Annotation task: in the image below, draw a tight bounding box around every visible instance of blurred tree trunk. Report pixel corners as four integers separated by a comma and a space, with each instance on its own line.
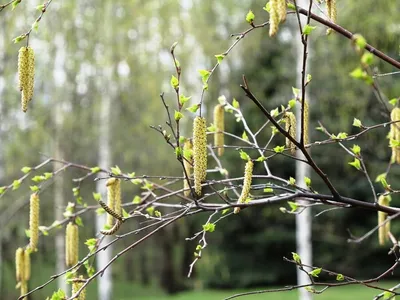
95, 3, 114, 300
295, 1, 313, 299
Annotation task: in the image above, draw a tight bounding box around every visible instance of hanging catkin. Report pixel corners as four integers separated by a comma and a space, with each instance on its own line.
213, 104, 225, 156
15, 247, 25, 282
18, 47, 35, 112
277, 0, 287, 23
183, 140, 193, 196
234, 160, 254, 214
378, 195, 391, 245
390, 107, 400, 164
65, 222, 79, 267
72, 276, 86, 300
23, 249, 31, 281
326, 0, 337, 35
106, 178, 121, 226
284, 112, 296, 154
303, 100, 310, 146
29, 193, 39, 251
269, 0, 279, 37
193, 117, 207, 196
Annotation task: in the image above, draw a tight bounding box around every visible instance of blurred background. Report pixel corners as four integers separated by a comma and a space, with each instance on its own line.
1, 0, 400, 299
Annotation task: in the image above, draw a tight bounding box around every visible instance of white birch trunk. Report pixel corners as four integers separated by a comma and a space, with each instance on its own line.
295, 1, 313, 299
95, 2, 114, 299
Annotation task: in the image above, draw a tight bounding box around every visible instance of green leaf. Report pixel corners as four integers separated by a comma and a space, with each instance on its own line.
256, 156, 266, 162
198, 69, 210, 83
375, 173, 387, 183
349, 67, 365, 79
270, 108, 279, 117
179, 94, 191, 105
13, 35, 25, 43
12, 179, 21, 190
72, 187, 80, 196
21, 166, 32, 174
242, 131, 249, 141
215, 54, 225, 64
111, 165, 122, 175
306, 74, 312, 84
263, 2, 271, 12
36, 4, 45, 10
174, 110, 184, 121
25, 229, 31, 238
96, 207, 105, 215
352, 118, 362, 128
263, 188, 273, 193
122, 208, 130, 218
288, 201, 298, 212
93, 192, 101, 201
288, 177, 296, 185
361, 52, 374, 65
336, 274, 344, 281
0, 186, 6, 194
39, 226, 48, 236
196, 244, 202, 251
202, 222, 216, 232
207, 124, 217, 132
131, 178, 142, 185
353, 34, 367, 50
154, 210, 162, 218
239, 150, 251, 161
12, 0, 20, 10
218, 95, 227, 105
175, 146, 183, 158
351, 144, 361, 155
273, 145, 285, 153
146, 206, 155, 216
335, 132, 348, 139
85, 238, 97, 253
287, 3, 296, 10
380, 177, 390, 191
222, 208, 230, 215
389, 98, 399, 106
245, 10, 255, 24
32, 21, 39, 32
186, 103, 200, 113
383, 291, 396, 300
348, 158, 361, 170
44, 172, 53, 179
90, 166, 101, 173
292, 252, 301, 264
308, 268, 322, 278
288, 99, 296, 109
303, 24, 316, 35
232, 98, 240, 109
30, 185, 39, 192
75, 216, 84, 227
170, 75, 179, 89
304, 177, 312, 187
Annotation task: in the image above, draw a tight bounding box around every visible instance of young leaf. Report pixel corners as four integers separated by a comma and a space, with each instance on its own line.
174, 110, 184, 121
179, 94, 191, 105
304, 177, 312, 187
352, 118, 362, 128
336, 274, 344, 281
288, 177, 296, 185
232, 98, 240, 109
215, 54, 225, 64
303, 24, 316, 35
239, 150, 251, 161
186, 103, 200, 113
292, 252, 301, 264
351, 144, 361, 155
348, 158, 361, 170
111, 165, 122, 175
170, 75, 179, 89
245, 10, 255, 24
198, 69, 210, 83
21, 166, 32, 174
288, 201, 298, 212
273, 145, 285, 153
308, 268, 322, 278
90, 166, 101, 173
242, 131, 249, 141
202, 222, 216, 232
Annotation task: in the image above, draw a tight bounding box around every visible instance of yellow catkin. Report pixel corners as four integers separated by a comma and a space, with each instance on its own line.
29, 193, 39, 251
193, 117, 207, 196
277, 0, 287, 23
269, 0, 279, 37
106, 178, 120, 226
18, 47, 35, 112
303, 100, 309, 146
326, 0, 336, 35
234, 160, 254, 214
72, 276, 86, 300
65, 222, 79, 267
284, 112, 296, 154
183, 140, 193, 196
378, 195, 390, 246
15, 247, 25, 282
20, 280, 28, 300
213, 104, 225, 156
390, 108, 400, 164
23, 249, 31, 281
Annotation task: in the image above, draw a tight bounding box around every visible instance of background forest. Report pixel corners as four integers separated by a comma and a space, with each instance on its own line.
1, 0, 400, 299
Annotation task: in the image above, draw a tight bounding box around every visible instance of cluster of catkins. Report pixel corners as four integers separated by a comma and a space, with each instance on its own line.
15, 193, 39, 299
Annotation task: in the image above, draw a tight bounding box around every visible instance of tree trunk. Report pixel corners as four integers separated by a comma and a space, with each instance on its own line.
295, 1, 313, 299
